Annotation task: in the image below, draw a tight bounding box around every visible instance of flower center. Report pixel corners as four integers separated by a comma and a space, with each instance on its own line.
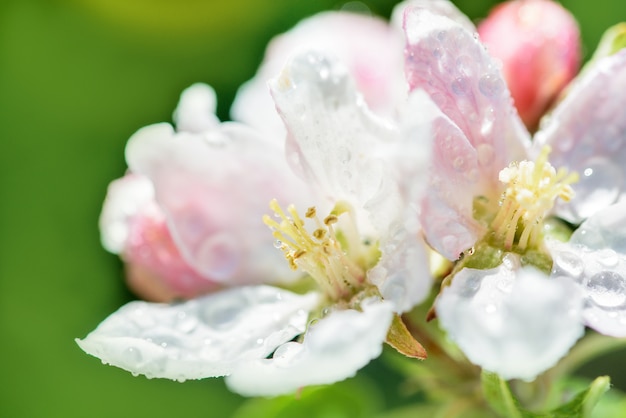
490, 146, 578, 252
263, 199, 373, 301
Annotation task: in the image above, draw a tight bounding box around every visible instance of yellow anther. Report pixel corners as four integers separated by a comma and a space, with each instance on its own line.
490, 146, 578, 251
263, 199, 367, 301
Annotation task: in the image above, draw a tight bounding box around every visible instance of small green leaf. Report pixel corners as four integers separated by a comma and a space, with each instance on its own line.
385, 314, 427, 359
482, 372, 610, 418
481, 371, 524, 418
590, 23, 626, 62
549, 376, 610, 418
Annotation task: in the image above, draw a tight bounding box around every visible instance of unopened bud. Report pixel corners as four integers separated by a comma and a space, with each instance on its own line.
478, 0, 580, 131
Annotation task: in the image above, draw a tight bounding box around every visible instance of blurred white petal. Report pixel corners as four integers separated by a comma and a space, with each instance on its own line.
225, 298, 393, 396
437, 262, 584, 381
77, 286, 319, 380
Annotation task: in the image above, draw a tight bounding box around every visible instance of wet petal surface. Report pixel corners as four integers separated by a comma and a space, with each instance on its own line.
225, 298, 393, 396
77, 286, 319, 380
437, 261, 584, 381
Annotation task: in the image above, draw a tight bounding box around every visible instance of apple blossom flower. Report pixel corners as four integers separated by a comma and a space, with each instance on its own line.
231, 11, 407, 137
403, 5, 626, 380
99, 83, 309, 301
478, 0, 581, 131
78, 50, 437, 396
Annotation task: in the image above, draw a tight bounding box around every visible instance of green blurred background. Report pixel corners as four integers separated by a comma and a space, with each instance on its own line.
2, 0, 626, 417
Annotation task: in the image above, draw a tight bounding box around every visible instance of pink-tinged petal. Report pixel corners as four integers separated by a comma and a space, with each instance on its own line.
231, 11, 406, 136
173, 83, 220, 133
404, 7, 530, 186
124, 205, 220, 301
225, 298, 393, 396
269, 50, 402, 231
437, 259, 584, 381
421, 111, 487, 259
99, 173, 154, 254
99, 173, 218, 302
535, 50, 626, 223
77, 286, 320, 381
391, 0, 476, 34
479, 0, 580, 130
125, 122, 309, 285
549, 202, 626, 336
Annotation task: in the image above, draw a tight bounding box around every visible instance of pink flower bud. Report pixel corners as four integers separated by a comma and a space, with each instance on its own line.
478, 0, 580, 130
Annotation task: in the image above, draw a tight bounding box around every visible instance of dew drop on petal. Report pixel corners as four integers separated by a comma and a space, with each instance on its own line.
597, 249, 619, 267
585, 271, 626, 309
459, 272, 482, 298
478, 73, 503, 97
451, 77, 470, 96
554, 251, 584, 278
124, 347, 142, 364
476, 144, 495, 167
573, 158, 621, 219
273, 239, 282, 249
272, 342, 302, 366
175, 310, 198, 334
484, 303, 497, 314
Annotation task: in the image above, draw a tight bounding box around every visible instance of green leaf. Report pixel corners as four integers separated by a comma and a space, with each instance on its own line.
481, 371, 524, 418
549, 376, 610, 418
482, 372, 610, 418
590, 23, 626, 62
385, 314, 428, 359
231, 377, 384, 418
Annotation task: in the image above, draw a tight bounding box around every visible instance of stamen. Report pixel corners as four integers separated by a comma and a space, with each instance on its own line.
490, 146, 578, 252
263, 199, 367, 300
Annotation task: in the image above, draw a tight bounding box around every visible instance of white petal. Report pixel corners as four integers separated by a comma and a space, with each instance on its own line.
77, 286, 320, 380
225, 298, 393, 396
535, 50, 626, 223
391, 0, 476, 34
99, 173, 155, 253
173, 83, 220, 133
436, 261, 584, 381
231, 12, 406, 137
548, 202, 626, 336
369, 228, 432, 313
125, 122, 309, 285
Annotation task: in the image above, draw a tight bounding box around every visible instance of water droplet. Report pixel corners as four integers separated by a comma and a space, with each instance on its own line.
597, 249, 619, 267
478, 73, 503, 97
480, 119, 493, 137
502, 253, 520, 270
456, 55, 473, 76
554, 251, 584, 278
273, 342, 302, 366
451, 77, 470, 95
485, 303, 497, 314
476, 144, 495, 166
200, 294, 246, 328
197, 233, 240, 281
452, 156, 466, 172
256, 338, 264, 345
573, 158, 622, 219
442, 235, 459, 255
433, 47, 443, 58
586, 271, 626, 308
459, 272, 482, 298
273, 239, 282, 249
175, 311, 198, 334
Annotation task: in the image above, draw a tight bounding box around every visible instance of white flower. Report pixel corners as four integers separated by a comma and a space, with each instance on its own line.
79, 48, 437, 396
402, 4, 626, 380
